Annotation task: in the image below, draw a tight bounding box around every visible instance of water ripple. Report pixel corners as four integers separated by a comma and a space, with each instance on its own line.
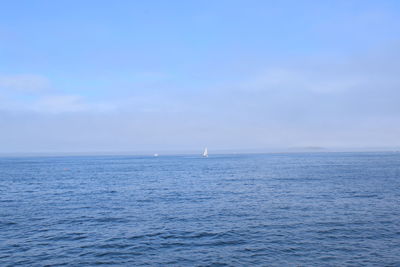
1, 153, 400, 266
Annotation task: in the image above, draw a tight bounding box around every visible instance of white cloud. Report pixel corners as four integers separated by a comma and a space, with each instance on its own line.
228, 46, 400, 97
28, 94, 115, 114
1, 47, 400, 152
31, 95, 87, 113
236, 66, 381, 95
0, 74, 115, 114
0, 74, 51, 93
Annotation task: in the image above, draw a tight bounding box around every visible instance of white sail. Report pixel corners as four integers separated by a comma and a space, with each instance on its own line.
203, 147, 208, 157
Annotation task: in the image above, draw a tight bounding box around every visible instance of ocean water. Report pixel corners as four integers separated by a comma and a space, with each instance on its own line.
1, 152, 400, 266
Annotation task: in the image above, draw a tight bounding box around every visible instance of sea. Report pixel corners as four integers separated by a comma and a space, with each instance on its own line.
1, 152, 400, 266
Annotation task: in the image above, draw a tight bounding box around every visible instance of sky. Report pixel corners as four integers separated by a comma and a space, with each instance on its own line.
1, 0, 400, 154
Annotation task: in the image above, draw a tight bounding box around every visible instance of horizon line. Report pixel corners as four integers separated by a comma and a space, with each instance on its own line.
1, 147, 400, 158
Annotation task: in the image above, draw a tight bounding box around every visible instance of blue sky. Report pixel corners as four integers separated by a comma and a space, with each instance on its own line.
1, 0, 400, 153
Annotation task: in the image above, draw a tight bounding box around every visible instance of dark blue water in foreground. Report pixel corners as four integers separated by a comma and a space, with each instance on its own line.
1, 152, 400, 266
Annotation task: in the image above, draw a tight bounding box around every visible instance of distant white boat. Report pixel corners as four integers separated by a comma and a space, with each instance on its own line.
203, 147, 208, 157
154, 153, 159, 157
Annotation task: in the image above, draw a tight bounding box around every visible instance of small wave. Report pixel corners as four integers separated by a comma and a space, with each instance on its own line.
0, 221, 17, 226
94, 251, 142, 258
128, 232, 163, 240
352, 194, 379, 198
45, 232, 88, 242
93, 217, 130, 223
96, 243, 132, 250
0, 199, 14, 203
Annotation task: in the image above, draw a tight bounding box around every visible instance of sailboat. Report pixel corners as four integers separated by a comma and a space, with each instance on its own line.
203, 147, 208, 157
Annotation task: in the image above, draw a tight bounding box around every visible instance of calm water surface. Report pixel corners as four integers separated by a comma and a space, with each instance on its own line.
1, 152, 400, 266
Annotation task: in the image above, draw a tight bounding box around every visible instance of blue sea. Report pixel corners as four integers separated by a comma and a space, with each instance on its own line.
1, 152, 400, 266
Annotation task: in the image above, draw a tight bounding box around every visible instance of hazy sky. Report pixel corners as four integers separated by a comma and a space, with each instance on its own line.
1, 0, 400, 153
